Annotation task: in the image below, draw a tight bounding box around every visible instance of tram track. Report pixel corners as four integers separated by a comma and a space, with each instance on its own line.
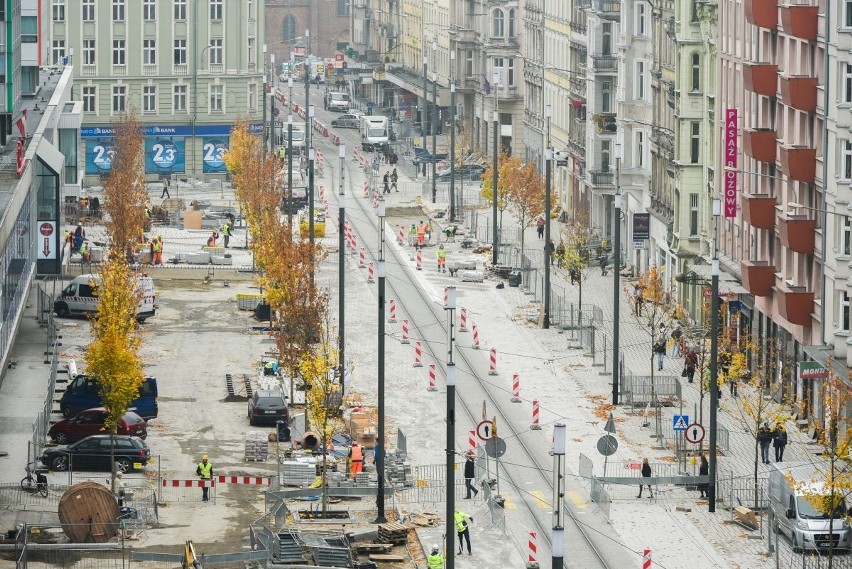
312, 125, 617, 568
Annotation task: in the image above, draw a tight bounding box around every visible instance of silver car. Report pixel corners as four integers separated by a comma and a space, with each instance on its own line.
331, 112, 364, 129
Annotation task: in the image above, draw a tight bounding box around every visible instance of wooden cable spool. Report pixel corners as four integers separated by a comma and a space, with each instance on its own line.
57, 481, 120, 543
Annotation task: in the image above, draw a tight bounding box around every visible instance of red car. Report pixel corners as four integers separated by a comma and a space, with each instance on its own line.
48, 408, 147, 444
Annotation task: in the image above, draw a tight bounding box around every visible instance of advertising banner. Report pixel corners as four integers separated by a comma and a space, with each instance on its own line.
85, 138, 117, 175
202, 137, 230, 173
145, 137, 186, 175
724, 108, 738, 218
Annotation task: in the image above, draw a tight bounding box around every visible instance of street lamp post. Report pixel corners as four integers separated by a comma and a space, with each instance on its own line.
612, 142, 623, 405
287, 77, 294, 226
262, 45, 268, 156
422, 39, 429, 151
543, 104, 552, 330
445, 287, 457, 569
431, 42, 438, 203
449, 51, 457, 221
337, 144, 346, 398
491, 108, 499, 266
709, 197, 721, 512
552, 423, 566, 569
375, 198, 388, 523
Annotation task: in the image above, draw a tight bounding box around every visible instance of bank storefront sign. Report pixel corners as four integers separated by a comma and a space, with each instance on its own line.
82, 124, 261, 175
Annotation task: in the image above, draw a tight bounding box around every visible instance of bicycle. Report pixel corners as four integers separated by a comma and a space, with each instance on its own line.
20, 465, 49, 497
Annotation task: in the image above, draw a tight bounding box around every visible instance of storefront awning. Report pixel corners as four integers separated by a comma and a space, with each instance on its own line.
684, 264, 749, 295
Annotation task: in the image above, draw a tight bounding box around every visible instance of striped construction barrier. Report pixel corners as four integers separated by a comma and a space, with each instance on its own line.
216, 475, 271, 485
162, 479, 214, 487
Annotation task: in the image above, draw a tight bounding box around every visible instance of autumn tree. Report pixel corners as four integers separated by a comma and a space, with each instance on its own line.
299, 308, 341, 517
720, 335, 789, 508
506, 160, 545, 258
557, 212, 595, 324
480, 150, 514, 234
626, 265, 677, 442
101, 112, 148, 261
791, 366, 852, 566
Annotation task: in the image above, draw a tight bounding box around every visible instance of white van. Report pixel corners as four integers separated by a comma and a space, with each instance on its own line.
54, 274, 156, 321
769, 462, 852, 552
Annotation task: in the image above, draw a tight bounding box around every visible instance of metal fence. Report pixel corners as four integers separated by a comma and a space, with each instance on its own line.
589, 477, 611, 519
717, 468, 769, 511
619, 372, 682, 407
28, 342, 62, 472
395, 453, 488, 504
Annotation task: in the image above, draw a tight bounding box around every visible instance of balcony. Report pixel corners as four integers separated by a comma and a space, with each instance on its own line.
174, 64, 188, 76
779, 75, 818, 112
143, 65, 159, 76
112, 65, 127, 77
780, 4, 818, 41
743, 129, 777, 163
776, 285, 814, 326
592, 55, 618, 73
741, 260, 776, 296
589, 170, 614, 186
81, 65, 97, 77
744, 0, 777, 29
450, 28, 478, 45
592, 113, 617, 134
778, 212, 816, 254
779, 145, 817, 184
569, 21, 587, 33
743, 63, 778, 98
594, 0, 621, 21
742, 194, 776, 229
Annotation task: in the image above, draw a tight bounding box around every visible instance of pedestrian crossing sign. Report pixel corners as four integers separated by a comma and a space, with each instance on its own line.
672, 415, 689, 431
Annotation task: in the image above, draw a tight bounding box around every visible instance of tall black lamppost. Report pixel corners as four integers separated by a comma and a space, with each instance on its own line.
543, 104, 552, 329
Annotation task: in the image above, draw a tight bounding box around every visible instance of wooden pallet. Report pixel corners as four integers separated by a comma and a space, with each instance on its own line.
377, 521, 410, 545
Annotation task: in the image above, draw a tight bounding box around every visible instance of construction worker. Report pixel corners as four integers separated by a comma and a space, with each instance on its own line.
349, 442, 363, 477
454, 509, 473, 555
79, 240, 91, 264
152, 236, 163, 265
427, 544, 444, 568
222, 219, 233, 248
416, 221, 426, 248
196, 455, 213, 501
408, 223, 417, 246
425, 218, 433, 242
436, 243, 447, 273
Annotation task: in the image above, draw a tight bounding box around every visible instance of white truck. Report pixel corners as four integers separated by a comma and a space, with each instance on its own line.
360, 115, 390, 152
769, 462, 852, 552
289, 124, 307, 153
324, 91, 350, 112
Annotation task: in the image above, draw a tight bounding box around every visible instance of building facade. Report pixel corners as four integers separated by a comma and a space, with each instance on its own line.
265, 0, 350, 62
50, 0, 265, 180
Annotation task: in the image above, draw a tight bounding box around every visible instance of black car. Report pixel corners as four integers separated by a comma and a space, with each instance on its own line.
435, 164, 486, 181
41, 434, 151, 472
248, 389, 289, 427
412, 147, 448, 164
281, 186, 309, 215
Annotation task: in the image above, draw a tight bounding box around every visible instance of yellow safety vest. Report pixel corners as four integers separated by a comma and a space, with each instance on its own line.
197, 462, 212, 479
454, 511, 468, 532
427, 552, 444, 568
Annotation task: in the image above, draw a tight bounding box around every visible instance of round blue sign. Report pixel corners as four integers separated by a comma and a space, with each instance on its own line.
150, 139, 178, 169
91, 140, 116, 172
203, 138, 227, 169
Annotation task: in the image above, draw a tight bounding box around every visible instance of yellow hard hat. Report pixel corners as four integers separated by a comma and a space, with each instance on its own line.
202, 455, 208, 460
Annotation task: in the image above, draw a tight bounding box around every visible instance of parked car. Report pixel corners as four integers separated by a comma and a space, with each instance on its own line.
60, 375, 158, 420
40, 435, 151, 472
247, 389, 289, 427
331, 112, 364, 129
49, 408, 147, 444
412, 147, 448, 164
435, 164, 485, 181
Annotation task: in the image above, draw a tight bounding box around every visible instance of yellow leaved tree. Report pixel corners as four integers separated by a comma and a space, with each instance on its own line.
299, 309, 341, 517
480, 150, 514, 231
505, 160, 545, 258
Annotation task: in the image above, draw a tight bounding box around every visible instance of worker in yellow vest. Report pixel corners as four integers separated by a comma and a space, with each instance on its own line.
196, 455, 213, 501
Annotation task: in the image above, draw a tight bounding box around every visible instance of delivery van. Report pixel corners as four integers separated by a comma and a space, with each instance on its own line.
59, 374, 159, 420
54, 274, 155, 321
769, 462, 852, 552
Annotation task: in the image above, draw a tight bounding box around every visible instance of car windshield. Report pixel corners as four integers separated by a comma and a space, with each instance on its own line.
797, 496, 847, 519
292, 130, 305, 141
367, 127, 386, 138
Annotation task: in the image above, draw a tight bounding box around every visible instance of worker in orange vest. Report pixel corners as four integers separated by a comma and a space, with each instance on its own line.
349, 442, 363, 476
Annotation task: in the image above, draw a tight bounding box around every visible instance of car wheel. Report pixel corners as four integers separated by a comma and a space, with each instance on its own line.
51, 455, 68, 471
332, 122, 338, 127
116, 458, 132, 472
792, 534, 802, 553
53, 431, 68, 444
55, 303, 70, 318
60, 404, 73, 418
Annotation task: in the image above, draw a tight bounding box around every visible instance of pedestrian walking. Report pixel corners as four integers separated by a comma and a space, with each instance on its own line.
556, 241, 565, 268
196, 454, 213, 501
536, 216, 545, 239
653, 337, 666, 371
547, 239, 555, 266
349, 442, 364, 476
436, 243, 447, 273
633, 285, 643, 316
454, 509, 473, 555
637, 458, 653, 498
161, 177, 171, 199
698, 455, 709, 498
390, 167, 398, 191
599, 253, 608, 276
428, 544, 444, 568
773, 425, 788, 462
757, 422, 774, 464
115, 471, 126, 507
671, 326, 683, 357
464, 451, 478, 499
383, 171, 390, 194
684, 347, 698, 383
222, 219, 233, 248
